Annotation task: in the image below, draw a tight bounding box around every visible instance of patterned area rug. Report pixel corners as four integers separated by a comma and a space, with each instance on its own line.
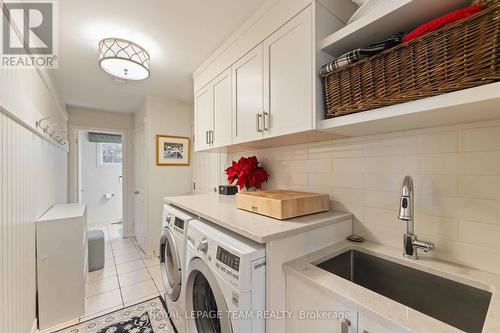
56, 298, 173, 333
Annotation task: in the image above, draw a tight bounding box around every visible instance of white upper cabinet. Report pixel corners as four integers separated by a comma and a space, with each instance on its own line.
232, 44, 264, 144
193, 1, 352, 150
194, 85, 212, 151
263, 7, 313, 137
194, 68, 232, 152
212, 68, 232, 147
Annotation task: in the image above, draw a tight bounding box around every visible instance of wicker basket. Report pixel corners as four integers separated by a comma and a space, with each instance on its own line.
323, 4, 500, 118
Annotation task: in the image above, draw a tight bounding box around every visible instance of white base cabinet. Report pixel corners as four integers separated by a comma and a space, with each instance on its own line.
36, 203, 87, 331
286, 272, 407, 333
286, 272, 358, 333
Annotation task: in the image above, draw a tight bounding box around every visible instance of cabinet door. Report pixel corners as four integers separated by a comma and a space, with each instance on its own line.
263, 7, 313, 137
358, 313, 408, 333
212, 68, 232, 148
286, 273, 357, 333
232, 44, 264, 144
194, 84, 213, 151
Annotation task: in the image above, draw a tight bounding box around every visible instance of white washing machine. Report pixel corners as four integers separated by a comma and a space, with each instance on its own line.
160, 204, 195, 333
185, 219, 266, 333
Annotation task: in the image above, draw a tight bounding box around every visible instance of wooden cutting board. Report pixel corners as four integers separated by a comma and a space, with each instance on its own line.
235, 190, 329, 220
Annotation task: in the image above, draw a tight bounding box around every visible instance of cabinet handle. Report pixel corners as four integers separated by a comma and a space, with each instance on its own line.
340, 319, 351, 333
205, 131, 209, 144
263, 111, 269, 131
256, 113, 263, 132
210, 130, 214, 144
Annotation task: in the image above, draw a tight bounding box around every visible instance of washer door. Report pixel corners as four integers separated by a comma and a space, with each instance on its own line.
160, 228, 182, 301
186, 258, 232, 333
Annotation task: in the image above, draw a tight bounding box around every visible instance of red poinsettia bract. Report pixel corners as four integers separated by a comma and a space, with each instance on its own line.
225, 156, 269, 190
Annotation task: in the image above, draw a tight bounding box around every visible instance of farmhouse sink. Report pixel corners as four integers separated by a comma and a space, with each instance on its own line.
316, 250, 492, 333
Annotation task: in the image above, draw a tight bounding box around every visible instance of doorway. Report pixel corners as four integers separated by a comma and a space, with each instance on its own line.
77, 130, 124, 235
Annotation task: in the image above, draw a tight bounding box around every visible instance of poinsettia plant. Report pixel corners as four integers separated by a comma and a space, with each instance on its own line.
225, 156, 269, 190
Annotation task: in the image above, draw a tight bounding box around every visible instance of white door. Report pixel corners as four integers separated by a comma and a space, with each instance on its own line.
194, 85, 213, 151
80, 132, 123, 225
263, 7, 313, 137
232, 44, 264, 144
133, 126, 147, 250
212, 68, 232, 148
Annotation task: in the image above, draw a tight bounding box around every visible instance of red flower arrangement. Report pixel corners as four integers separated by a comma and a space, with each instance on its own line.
225, 156, 269, 190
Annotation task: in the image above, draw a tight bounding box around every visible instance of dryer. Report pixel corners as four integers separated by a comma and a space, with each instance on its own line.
160, 204, 195, 333
185, 219, 266, 333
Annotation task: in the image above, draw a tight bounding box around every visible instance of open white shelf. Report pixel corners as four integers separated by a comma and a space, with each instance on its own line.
320, 0, 470, 57
318, 83, 500, 137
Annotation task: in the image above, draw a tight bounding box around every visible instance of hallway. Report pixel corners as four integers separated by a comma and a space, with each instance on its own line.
83, 224, 163, 321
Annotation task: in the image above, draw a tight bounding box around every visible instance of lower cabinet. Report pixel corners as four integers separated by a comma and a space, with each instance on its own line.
286, 272, 407, 333
36, 203, 87, 331
286, 273, 358, 333
358, 313, 409, 333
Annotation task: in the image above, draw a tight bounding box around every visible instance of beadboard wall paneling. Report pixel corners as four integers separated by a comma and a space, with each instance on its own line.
223, 121, 500, 275
0, 112, 67, 333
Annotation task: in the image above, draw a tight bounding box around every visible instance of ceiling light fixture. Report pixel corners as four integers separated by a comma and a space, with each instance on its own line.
98, 38, 151, 81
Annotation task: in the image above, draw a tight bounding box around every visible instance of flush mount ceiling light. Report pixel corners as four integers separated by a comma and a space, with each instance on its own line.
98, 38, 151, 81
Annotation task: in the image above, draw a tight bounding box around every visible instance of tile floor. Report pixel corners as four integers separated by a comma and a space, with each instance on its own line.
82, 223, 165, 322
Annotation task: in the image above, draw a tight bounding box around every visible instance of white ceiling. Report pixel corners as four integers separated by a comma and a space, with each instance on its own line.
52, 0, 267, 113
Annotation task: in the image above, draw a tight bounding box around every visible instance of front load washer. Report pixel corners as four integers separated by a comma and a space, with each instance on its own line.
185, 219, 266, 333
160, 204, 195, 333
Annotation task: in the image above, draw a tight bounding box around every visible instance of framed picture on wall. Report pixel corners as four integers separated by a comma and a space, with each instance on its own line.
156, 135, 190, 166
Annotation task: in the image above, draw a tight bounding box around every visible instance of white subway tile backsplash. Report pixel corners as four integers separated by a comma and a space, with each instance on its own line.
363, 207, 401, 229
459, 220, 500, 250
290, 173, 308, 186
364, 174, 403, 192
459, 176, 500, 200
404, 153, 465, 175
287, 159, 332, 173
362, 156, 404, 174
332, 202, 364, 223
460, 125, 500, 152
463, 151, 500, 175
332, 157, 364, 173
308, 142, 363, 159
426, 237, 500, 275
459, 198, 500, 225
309, 173, 363, 189
363, 136, 413, 156
363, 190, 400, 210
412, 175, 458, 197
415, 195, 461, 219
353, 222, 404, 249
414, 214, 459, 240
411, 131, 459, 154
227, 121, 500, 275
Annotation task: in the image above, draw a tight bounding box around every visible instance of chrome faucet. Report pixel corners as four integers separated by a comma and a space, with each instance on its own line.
398, 176, 434, 259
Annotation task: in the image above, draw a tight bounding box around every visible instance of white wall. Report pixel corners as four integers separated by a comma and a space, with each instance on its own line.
210, 120, 500, 275
79, 131, 123, 225
0, 16, 68, 331
135, 96, 193, 253
68, 106, 134, 235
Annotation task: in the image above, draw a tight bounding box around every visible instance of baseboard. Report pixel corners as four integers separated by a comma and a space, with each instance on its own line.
39, 317, 79, 333
31, 319, 38, 333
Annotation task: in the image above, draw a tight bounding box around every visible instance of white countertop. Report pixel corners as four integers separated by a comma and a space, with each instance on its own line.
164, 194, 352, 243
285, 241, 500, 333
37, 203, 86, 222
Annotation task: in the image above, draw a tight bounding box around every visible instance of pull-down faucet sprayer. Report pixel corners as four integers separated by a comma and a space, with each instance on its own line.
398, 176, 434, 259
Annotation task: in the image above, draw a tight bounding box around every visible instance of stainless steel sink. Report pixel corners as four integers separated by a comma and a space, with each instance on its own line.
316, 250, 492, 333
